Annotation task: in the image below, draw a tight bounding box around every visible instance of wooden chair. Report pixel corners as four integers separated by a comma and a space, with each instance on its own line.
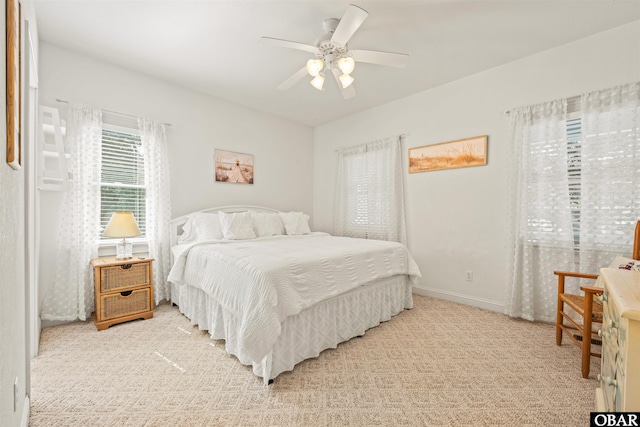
555, 220, 640, 378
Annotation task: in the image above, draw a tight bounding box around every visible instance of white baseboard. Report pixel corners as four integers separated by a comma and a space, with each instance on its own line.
21, 396, 29, 427
412, 286, 505, 313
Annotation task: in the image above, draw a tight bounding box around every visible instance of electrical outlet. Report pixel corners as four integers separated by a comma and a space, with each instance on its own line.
465, 271, 473, 282
13, 377, 18, 412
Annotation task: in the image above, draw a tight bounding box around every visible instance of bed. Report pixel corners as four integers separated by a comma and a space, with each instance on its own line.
168, 205, 421, 384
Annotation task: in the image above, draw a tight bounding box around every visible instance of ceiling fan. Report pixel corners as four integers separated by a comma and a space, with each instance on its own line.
259, 4, 409, 99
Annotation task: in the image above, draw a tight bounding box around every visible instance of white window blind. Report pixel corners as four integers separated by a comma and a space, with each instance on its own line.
100, 127, 146, 237
566, 116, 582, 245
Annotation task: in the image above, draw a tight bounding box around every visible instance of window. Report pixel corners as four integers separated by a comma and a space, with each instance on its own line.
528, 114, 631, 246
343, 148, 388, 239
335, 137, 406, 245
564, 112, 637, 248
100, 126, 146, 238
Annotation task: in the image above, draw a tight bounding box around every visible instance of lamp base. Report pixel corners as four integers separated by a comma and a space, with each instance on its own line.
115, 240, 133, 260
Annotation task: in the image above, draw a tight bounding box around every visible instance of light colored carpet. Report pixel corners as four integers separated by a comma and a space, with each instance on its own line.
30, 295, 599, 426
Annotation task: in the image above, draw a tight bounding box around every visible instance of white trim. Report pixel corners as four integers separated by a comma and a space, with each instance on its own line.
21, 396, 30, 427
102, 120, 140, 135
99, 237, 148, 246
412, 285, 505, 313
25, 20, 40, 361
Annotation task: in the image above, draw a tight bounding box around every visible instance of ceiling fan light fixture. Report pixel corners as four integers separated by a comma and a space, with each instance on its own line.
337, 57, 355, 75
262, 4, 408, 99
339, 73, 354, 89
306, 59, 324, 77
310, 73, 325, 91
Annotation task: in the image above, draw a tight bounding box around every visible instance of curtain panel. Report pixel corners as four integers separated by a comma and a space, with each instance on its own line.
506, 81, 640, 322
505, 100, 575, 322
579, 82, 640, 272
41, 104, 103, 321
138, 118, 172, 304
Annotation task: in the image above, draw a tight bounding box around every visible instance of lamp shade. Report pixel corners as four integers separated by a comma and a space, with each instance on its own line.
102, 212, 141, 238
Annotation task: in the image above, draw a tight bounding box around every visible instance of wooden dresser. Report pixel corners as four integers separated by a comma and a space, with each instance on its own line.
91, 255, 154, 331
595, 268, 640, 411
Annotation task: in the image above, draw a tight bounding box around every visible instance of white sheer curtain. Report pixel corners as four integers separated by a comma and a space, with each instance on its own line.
41, 104, 103, 321
579, 82, 640, 271
334, 136, 406, 245
506, 82, 640, 322
505, 100, 576, 322
138, 117, 172, 304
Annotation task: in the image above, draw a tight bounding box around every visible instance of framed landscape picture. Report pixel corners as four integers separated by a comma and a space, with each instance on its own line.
214, 149, 254, 184
409, 135, 487, 173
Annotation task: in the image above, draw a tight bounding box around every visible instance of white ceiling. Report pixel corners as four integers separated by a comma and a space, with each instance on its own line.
34, 0, 640, 127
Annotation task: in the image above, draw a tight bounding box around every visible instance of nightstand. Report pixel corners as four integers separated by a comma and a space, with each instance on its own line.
91, 255, 154, 331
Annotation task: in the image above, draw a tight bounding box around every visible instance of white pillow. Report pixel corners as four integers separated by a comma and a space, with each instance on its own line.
178, 218, 197, 243
251, 212, 285, 237
608, 256, 640, 272
218, 211, 256, 240
279, 212, 311, 235
190, 212, 224, 241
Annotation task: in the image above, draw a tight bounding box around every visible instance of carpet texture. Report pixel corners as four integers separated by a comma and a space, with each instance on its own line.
30, 295, 599, 426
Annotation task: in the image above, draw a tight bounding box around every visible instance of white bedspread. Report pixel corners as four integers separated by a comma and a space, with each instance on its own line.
168, 233, 421, 362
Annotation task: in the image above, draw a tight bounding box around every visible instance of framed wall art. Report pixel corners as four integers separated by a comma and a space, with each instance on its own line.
214, 149, 254, 184
409, 135, 487, 173
6, 0, 21, 170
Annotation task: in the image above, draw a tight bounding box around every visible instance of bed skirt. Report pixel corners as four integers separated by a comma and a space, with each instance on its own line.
171, 275, 413, 384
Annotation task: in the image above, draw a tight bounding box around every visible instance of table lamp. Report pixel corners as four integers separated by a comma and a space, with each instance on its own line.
102, 212, 141, 260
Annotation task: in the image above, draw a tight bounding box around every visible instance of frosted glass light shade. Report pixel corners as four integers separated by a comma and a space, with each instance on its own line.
339, 73, 354, 88
310, 74, 325, 91
337, 57, 355, 75
306, 59, 324, 77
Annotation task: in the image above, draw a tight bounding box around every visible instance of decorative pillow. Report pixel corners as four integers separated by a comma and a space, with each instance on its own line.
218, 211, 256, 240
279, 211, 311, 235
608, 256, 640, 272
178, 218, 198, 243
251, 212, 285, 237
191, 212, 224, 241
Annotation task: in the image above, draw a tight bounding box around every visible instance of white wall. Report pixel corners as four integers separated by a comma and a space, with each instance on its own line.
38, 43, 314, 319
1, 1, 38, 425
313, 21, 640, 312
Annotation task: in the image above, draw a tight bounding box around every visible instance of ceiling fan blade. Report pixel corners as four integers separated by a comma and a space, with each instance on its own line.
331, 4, 368, 47
259, 37, 318, 54
277, 66, 309, 91
331, 68, 356, 100
351, 49, 409, 68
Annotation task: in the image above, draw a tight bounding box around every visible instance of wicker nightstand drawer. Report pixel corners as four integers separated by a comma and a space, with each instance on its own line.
100, 262, 150, 293
92, 256, 154, 331
100, 288, 152, 320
